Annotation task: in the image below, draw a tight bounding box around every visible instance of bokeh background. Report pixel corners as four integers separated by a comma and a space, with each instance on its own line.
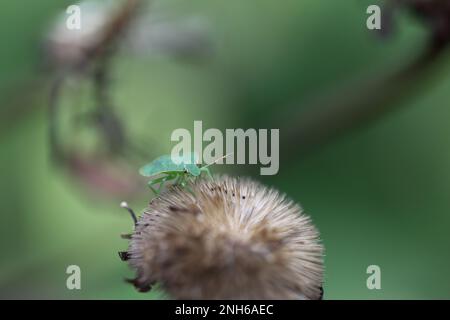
1, 0, 449, 299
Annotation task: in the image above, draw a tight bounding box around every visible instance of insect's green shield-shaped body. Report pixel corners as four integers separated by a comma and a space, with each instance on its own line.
139, 153, 214, 196
139, 153, 201, 177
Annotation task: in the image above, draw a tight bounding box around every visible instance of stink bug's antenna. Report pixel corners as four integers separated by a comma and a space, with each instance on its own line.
202, 153, 233, 168
120, 201, 137, 225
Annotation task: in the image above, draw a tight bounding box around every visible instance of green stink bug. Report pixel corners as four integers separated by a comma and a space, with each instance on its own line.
139, 152, 230, 195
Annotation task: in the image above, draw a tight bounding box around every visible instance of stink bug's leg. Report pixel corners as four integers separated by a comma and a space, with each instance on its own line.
155, 173, 179, 194
148, 175, 168, 195
147, 180, 159, 195
174, 173, 183, 185
200, 167, 213, 180
180, 174, 195, 195
157, 175, 170, 194
168, 172, 179, 186
157, 178, 165, 194
120, 201, 138, 225
148, 183, 159, 195
188, 175, 197, 184
177, 174, 184, 187
185, 184, 195, 196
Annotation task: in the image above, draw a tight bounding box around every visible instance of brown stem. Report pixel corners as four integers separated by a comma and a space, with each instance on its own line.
278, 41, 449, 159
49, 0, 142, 162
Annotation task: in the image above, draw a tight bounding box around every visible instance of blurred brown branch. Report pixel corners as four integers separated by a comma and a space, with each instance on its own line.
47, 0, 148, 199
49, 0, 142, 162
278, 1, 450, 158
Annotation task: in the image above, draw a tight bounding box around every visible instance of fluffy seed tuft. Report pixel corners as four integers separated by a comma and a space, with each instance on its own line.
123, 176, 324, 299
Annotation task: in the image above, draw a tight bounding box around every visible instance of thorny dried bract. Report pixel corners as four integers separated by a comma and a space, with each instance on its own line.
120, 176, 324, 300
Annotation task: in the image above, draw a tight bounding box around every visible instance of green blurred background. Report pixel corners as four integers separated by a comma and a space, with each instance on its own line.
0, 0, 449, 299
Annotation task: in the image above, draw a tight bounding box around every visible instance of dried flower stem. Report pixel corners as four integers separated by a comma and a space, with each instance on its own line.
279, 41, 448, 158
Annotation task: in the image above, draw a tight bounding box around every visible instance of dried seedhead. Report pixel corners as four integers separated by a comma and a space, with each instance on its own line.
121, 176, 324, 299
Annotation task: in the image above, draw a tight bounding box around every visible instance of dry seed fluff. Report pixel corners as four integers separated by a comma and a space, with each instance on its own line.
121, 175, 324, 300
